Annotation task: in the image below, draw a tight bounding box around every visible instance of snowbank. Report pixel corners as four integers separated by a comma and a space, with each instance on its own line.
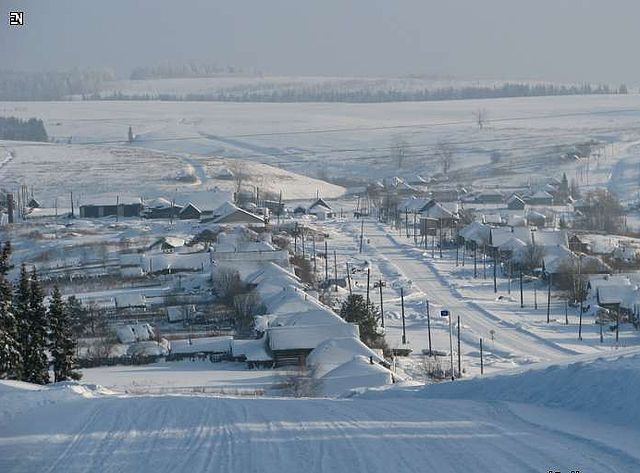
421, 350, 640, 427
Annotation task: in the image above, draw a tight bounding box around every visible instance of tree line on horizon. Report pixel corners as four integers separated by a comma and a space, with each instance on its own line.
95, 82, 628, 103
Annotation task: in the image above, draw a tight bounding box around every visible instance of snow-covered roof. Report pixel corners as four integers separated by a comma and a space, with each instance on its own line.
482, 214, 503, 225
210, 201, 265, 225
319, 355, 394, 397
267, 294, 346, 328
421, 201, 457, 220
170, 336, 233, 354
232, 337, 273, 361
267, 323, 359, 352
116, 323, 155, 344
541, 245, 576, 274
144, 197, 173, 209
459, 221, 491, 245
530, 190, 554, 199
307, 337, 386, 378
308, 198, 333, 211
399, 197, 431, 213
597, 285, 638, 306
497, 236, 527, 253
491, 226, 532, 247
533, 229, 568, 248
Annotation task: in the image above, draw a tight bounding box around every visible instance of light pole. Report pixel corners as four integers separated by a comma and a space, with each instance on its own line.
441, 309, 454, 381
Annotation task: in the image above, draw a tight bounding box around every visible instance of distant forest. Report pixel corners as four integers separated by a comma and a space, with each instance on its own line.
96, 82, 628, 103
0, 117, 48, 141
130, 62, 248, 80
0, 69, 115, 101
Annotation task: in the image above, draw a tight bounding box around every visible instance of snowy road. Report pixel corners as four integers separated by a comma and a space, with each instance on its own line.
1, 387, 637, 473
361, 220, 576, 364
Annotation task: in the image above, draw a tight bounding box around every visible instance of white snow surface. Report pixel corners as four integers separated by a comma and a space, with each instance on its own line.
2, 351, 640, 472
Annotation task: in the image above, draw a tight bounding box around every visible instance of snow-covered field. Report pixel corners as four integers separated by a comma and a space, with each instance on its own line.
80, 360, 292, 395
2, 349, 640, 473
0, 142, 344, 207
3, 94, 640, 198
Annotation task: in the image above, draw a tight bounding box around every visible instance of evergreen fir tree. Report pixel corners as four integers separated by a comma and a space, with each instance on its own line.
65, 295, 87, 339
21, 268, 49, 384
49, 287, 81, 382
14, 264, 30, 381
0, 242, 21, 379
339, 294, 386, 350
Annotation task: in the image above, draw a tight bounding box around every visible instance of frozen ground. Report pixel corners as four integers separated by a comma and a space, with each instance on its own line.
80, 360, 292, 395
0, 142, 344, 207
3, 95, 640, 200
2, 349, 640, 473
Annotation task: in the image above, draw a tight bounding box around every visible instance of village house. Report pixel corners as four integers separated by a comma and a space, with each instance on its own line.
79, 199, 143, 218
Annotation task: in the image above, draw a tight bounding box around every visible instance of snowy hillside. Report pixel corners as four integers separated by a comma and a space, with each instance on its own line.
0, 142, 345, 206
2, 352, 640, 472
3, 94, 640, 196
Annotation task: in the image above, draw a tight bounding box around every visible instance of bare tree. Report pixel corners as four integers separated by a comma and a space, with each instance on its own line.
474, 108, 488, 129
520, 242, 544, 272
391, 135, 409, 169
436, 141, 454, 175
233, 291, 264, 335
228, 160, 248, 201
212, 268, 245, 304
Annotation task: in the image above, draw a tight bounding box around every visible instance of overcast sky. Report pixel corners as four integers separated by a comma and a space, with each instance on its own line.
1, 0, 637, 83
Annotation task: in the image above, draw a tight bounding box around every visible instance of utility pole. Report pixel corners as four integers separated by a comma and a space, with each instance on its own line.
546, 274, 552, 323
378, 280, 385, 328
70, 191, 74, 218
616, 306, 620, 343
431, 231, 435, 258
600, 308, 604, 343
439, 220, 443, 258
482, 247, 486, 279
333, 250, 338, 292
480, 338, 484, 375
578, 304, 583, 341
473, 245, 477, 278
313, 235, 317, 277
534, 286, 538, 310
359, 219, 365, 253
493, 253, 497, 293
565, 300, 569, 325
366, 267, 371, 307
277, 190, 282, 226
457, 316, 461, 377
346, 262, 352, 295
519, 271, 524, 308
508, 260, 512, 294
426, 300, 432, 356
324, 240, 329, 284
578, 255, 583, 340
405, 210, 409, 238
445, 311, 454, 381
400, 287, 407, 345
